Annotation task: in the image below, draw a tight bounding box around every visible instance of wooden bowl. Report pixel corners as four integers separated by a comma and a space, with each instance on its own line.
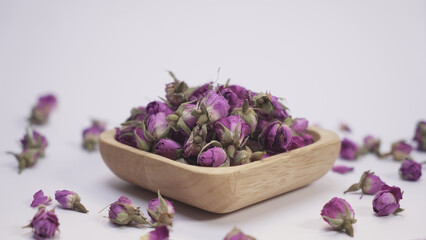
99, 126, 340, 213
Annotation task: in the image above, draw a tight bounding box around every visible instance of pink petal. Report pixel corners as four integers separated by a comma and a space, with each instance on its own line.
332, 165, 354, 174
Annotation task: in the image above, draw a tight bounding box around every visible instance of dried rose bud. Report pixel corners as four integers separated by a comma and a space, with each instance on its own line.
332, 165, 354, 174
193, 90, 230, 125
413, 121, 426, 151
287, 133, 314, 151
291, 118, 309, 135
126, 106, 147, 122
188, 82, 215, 101
153, 139, 183, 160
140, 225, 170, 240
31, 190, 52, 208
339, 138, 359, 160
363, 135, 381, 155
146, 112, 171, 140
20, 129, 48, 156
258, 121, 292, 153
223, 227, 256, 240
29, 94, 57, 125
8, 148, 40, 173
82, 120, 106, 151
231, 99, 258, 134
219, 87, 246, 113
214, 115, 251, 148
321, 197, 356, 237
231, 147, 265, 166
167, 103, 197, 137
253, 92, 289, 122
390, 140, 413, 161
55, 190, 88, 213
146, 101, 174, 116
399, 159, 422, 181
115, 125, 152, 151
183, 124, 209, 158
198, 144, 229, 167
108, 196, 149, 226
372, 185, 404, 216
165, 71, 189, 107
25, 206, 59, 240
344, 170, 385, 195
147, 191, 175, 227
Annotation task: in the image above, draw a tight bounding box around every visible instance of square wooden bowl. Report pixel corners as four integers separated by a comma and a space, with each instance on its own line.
99, 126, 340, 213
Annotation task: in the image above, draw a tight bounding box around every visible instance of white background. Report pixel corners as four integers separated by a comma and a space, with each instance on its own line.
1, 1, 425, 239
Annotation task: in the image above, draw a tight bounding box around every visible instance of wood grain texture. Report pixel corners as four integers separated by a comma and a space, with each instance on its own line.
99, 126, 341, 213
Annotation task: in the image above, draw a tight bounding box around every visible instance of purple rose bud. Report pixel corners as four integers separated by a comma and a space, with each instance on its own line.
214, 115, 251, 148
31, 190, 52, 208
29, 94, 57, 125
115, 125, 152, 151
20, 129, 48, 156
108, 196, 148, 226
223, 227, 256, 240
146, 101, 174, 116
253, 92, 289, 122
390, 140, 413, 161
125, 106, 147, 122
55, 190, 88, 213
332, 165, 354, 174
291, 118, 309, 135
26, 206, 59, 240
165, 71, 189, 107
194, 90, 230, 125
372, 185, 404, 216
147, 191, 175, 227
8, 148, 40, 173
141, 225, 170, 240
188, 82, 215, 101
153, 139, 183, 160
167, 103, 197, 137
321, 197, 356, 237
399, 159, 422, 181
363, 135, 381, 155
219, 86, 247, 113
82, 120, 106, 151
198, 146, 228, 167
340, 138, 359, 160
183, 125, 209, 158
146, 112, 171, 140
231, 147, 265, 166
344, 170, 385, 195
413, 121, 426, 151
259, 121, 293, 153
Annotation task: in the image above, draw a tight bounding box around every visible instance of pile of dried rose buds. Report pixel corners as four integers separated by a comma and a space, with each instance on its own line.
115, 72, 313, 167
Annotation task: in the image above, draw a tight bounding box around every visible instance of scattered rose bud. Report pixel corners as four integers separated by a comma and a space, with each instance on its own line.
372, 185, 404, 216
55, 190, 89, 213
332, 165, 354, 174
399, 159, 422, 181
363, 135, 381, 156
20, 129, 48, 156
386, 140, 413, 161
223, 227, 256, 240
153, 139, 183, 160
339, 138, 359, 160
140, 225, 170, 240
108, 196, 149, 226
344, 170, 385, 196
413, 121, 426, 151
214, 115, 251, 148
339, 123, 351, 133
25, 206, 59, 240
29, 94, 57, 125
31, 190, 52, 208
8, 148, 40, 173
82, 120, 106, 151
321, 197, 356, 237
147, 191, 175, 227
165, 71, 189, 107
258, 121, 292, 153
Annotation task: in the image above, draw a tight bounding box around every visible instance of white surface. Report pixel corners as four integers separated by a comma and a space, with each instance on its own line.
1, 1, 425, 239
